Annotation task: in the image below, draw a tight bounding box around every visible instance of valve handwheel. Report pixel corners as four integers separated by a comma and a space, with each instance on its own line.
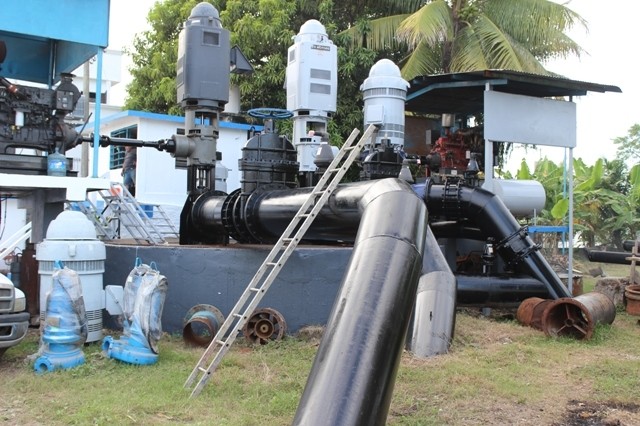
247, 108, 293, 120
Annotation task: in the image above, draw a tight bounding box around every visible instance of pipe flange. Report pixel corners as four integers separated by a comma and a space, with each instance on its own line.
190, 190, 229, 244
441, 179, 462, 220
243, 184, 289, 244
220, 189, 257, 243
498, 226, 540, 266
221, 188, 244, 241
232, 195, 258, 243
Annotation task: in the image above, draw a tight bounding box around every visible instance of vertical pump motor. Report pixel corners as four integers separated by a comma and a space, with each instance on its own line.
174, 2, 231, 244
286, 20, 337, 185
359, 59, 409, 180
174, 2, 230, 195
361, 59, 409, 150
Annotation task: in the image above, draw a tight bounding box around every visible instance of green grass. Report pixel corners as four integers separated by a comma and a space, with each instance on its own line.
2, 255, 639, 425
2, 308, 639, 425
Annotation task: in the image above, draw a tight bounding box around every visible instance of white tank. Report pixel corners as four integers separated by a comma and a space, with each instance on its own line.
286, 20, 338, 173
361, 59, 409, 148
492, 179, 546, 218
36, 211, 106, 342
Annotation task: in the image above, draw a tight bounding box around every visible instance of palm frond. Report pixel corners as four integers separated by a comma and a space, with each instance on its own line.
449, 26, 489, 72
400, 41, 444, 79
299, 0, 424, 15
469, 14, 532, 71
340, 14, 411, 51
397, 0, 453, 48
484, 0, 586, 60
507, 42, 551, 74
363, 0, 425, 14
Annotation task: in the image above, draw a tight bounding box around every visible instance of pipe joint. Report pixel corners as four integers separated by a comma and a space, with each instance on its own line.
497, 226, 541, 267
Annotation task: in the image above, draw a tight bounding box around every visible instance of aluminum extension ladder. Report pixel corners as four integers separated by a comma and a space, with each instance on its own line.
184, 124, 377, 398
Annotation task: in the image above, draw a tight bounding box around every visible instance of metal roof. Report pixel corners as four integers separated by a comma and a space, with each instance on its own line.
0, 0, 110, 84
405, 69, 622, 115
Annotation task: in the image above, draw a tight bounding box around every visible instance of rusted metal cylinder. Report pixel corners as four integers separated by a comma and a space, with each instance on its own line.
182, 304, 225, 347
541, 292, 616, 340
516, 297, 553, 331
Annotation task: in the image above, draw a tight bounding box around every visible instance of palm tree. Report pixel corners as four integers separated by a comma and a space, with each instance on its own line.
342, 0, 586, 79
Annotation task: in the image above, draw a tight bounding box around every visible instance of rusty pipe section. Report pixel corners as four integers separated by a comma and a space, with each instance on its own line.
518, 293, 616, 339
418, 180, 571, 300
516, 297, 554, 331
182, 304, 225, 347
293, 179, 427, 426
541, 292, 615, 340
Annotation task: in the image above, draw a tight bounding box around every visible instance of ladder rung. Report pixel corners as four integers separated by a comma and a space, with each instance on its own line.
266, 262, 278, 267
249, 287, 261, 292
198, 367, 208, 373
328, 168, 341, 172
232, 313, 244, 319
215, 339, 226, 346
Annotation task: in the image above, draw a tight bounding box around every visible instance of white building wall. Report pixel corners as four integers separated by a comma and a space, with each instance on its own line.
84, 112, 252, 207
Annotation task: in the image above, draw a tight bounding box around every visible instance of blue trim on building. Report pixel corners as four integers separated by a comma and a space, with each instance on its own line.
84, 110, 262, 131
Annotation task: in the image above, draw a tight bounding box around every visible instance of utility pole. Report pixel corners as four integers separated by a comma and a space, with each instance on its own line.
81, 61, 90, 177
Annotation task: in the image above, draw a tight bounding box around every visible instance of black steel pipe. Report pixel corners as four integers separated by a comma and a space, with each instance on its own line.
428, 220, 485, 241
584, 248, 636, 265
417, 181, 571, 299
293, 179, 427, 426
193, 179, 407, 243
81, 135, 164, 150
192, 179, 568, 301
456, 275, 550, 307
623, 240, 636, 252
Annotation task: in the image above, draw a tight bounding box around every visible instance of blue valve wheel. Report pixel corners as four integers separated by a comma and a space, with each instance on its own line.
248, 108, 293, 120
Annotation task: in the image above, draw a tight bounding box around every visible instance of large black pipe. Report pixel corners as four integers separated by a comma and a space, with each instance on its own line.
584, 248, 636, 265
195, 180, 379, 243
417, 181, 571, 299
456, 275, 549, 307
293, 179, 427, 426
623, 240, 637, 252
193, 179, 569, 298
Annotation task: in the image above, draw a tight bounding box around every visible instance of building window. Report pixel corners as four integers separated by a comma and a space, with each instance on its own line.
109, 125, 137, 169
88, 91, 108, 104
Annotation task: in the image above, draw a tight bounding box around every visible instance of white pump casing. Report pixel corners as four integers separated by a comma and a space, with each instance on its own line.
361, 59, 409, 149
286, 19, 337, 113
36, 211, 106, 343
286, 20, 337, 172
